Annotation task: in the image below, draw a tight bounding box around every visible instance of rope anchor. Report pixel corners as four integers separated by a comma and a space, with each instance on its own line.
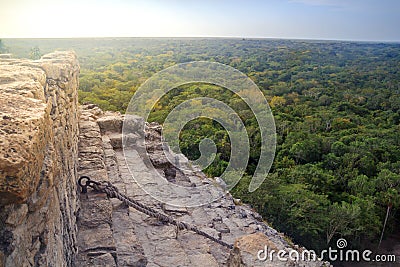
78, 176, 234, 249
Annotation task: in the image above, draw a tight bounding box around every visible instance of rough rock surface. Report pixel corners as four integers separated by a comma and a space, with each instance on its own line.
76, 105, 330, 267
0, 52, 80, 266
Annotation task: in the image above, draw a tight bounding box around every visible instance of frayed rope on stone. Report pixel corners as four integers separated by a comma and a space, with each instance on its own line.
78, 176, 234, 249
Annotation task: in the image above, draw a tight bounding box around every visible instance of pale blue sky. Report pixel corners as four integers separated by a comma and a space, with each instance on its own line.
1, 0, 399, 41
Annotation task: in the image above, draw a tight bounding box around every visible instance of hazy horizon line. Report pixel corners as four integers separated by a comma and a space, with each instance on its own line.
2, 36, 400, 44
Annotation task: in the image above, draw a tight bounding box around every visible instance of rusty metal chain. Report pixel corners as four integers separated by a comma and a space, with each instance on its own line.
78, 176, 233, 249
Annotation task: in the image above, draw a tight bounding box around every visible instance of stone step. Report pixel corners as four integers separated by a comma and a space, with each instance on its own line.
103, 135, 148, 267
76, 110, 117, 266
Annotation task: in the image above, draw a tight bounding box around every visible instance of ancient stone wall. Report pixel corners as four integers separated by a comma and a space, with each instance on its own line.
0, 52, 80, 266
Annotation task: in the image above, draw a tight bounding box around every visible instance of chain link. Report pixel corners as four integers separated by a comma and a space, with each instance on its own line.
78, 176, 233, 249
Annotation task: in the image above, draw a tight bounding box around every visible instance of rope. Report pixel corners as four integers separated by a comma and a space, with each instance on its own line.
78, 176, 233, 249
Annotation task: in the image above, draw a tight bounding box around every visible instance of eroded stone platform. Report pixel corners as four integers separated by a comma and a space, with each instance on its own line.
76, 105, 330, 267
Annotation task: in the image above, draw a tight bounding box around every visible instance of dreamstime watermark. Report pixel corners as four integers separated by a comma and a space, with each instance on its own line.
122, 61, 276, 207
257, 238, 397, 263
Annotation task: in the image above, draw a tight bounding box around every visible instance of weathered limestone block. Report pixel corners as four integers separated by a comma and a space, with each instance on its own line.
228, 233, 331, 267
0, 92, 50, 205
0, 51, 80, 267
0, 62, 46, 100
97, 111, 124, 134
228, 233, 279, 267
